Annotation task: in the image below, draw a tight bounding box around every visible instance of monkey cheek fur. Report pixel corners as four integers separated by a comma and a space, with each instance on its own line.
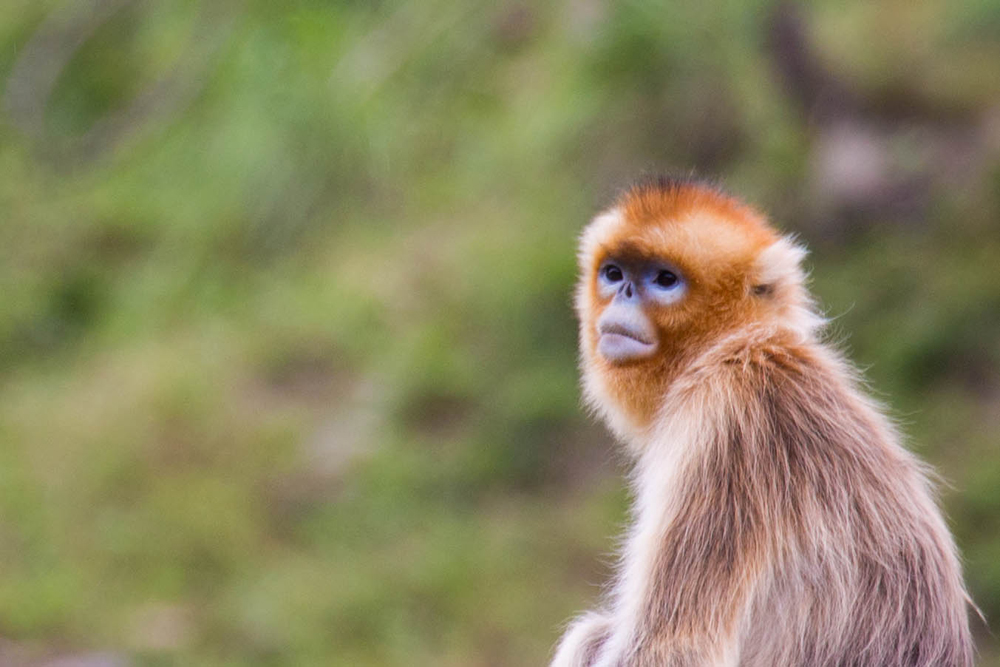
598, 332, 658, 363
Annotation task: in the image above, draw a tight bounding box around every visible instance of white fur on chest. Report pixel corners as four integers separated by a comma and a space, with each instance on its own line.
594, 406, 707, 665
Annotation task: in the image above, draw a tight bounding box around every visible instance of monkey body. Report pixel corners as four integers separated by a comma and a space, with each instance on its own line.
553, 179, 973, 667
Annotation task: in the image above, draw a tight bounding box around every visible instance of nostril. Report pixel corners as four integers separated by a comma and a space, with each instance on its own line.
624, 282, 633, 298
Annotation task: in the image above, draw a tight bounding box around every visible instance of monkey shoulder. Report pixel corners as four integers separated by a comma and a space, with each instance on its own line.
682, 326, 833, 395
681, 329, 914, 488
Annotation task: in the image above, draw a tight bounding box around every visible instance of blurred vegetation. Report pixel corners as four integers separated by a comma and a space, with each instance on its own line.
0, 0, 999, 665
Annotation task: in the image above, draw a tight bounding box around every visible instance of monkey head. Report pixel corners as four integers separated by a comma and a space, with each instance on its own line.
575, 177, 820, 442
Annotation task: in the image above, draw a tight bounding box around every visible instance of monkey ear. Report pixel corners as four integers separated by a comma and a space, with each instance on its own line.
752, 236, 808, 295
752, 236, 824, 336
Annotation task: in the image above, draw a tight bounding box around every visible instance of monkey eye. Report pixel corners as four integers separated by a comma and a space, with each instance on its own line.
653, 270, 678, 289
602, 265, 624, 283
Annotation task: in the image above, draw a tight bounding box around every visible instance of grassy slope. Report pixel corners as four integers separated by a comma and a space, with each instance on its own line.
0, 1, 998, 664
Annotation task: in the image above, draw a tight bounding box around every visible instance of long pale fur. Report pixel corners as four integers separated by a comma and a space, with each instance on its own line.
553, 178, 974, 667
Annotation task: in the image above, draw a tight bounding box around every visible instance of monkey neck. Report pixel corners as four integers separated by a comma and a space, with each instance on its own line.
600, 324, 811, 446
599, 338, 708, 442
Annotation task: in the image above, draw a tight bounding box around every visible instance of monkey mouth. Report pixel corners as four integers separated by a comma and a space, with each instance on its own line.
597, 324, 657, 362
599, 323, 653, 345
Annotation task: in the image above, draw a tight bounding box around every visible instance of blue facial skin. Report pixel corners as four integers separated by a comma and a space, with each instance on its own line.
595, 260, 686, 363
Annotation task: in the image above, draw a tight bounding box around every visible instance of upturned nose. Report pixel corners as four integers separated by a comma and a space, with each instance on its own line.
618, 281, 635, 300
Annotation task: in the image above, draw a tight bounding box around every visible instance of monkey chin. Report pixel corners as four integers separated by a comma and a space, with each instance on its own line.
597, 332, 658, 364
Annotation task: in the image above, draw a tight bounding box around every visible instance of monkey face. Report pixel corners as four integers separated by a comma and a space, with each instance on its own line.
593, 256, 685, 364
582, 213, 768, 376
575, 178, 813, 436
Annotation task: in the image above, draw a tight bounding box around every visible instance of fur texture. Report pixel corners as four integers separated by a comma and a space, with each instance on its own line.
553, 177, 974, 667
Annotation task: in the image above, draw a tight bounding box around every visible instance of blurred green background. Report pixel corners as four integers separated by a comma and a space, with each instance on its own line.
1, 0, 999, 665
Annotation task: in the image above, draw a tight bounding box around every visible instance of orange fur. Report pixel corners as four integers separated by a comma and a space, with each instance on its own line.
576, 178, 809, 439
554, 177, 974, 667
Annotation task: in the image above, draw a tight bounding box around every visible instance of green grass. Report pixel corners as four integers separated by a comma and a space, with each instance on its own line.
0, 0, 998, 664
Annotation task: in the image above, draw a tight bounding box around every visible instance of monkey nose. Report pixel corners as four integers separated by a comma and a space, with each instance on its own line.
619, 282, 635, 300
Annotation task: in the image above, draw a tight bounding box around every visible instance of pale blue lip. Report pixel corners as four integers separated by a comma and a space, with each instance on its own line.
596, 305, 658, 363
599, 321, 652, 344
598, 329, 657, 362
